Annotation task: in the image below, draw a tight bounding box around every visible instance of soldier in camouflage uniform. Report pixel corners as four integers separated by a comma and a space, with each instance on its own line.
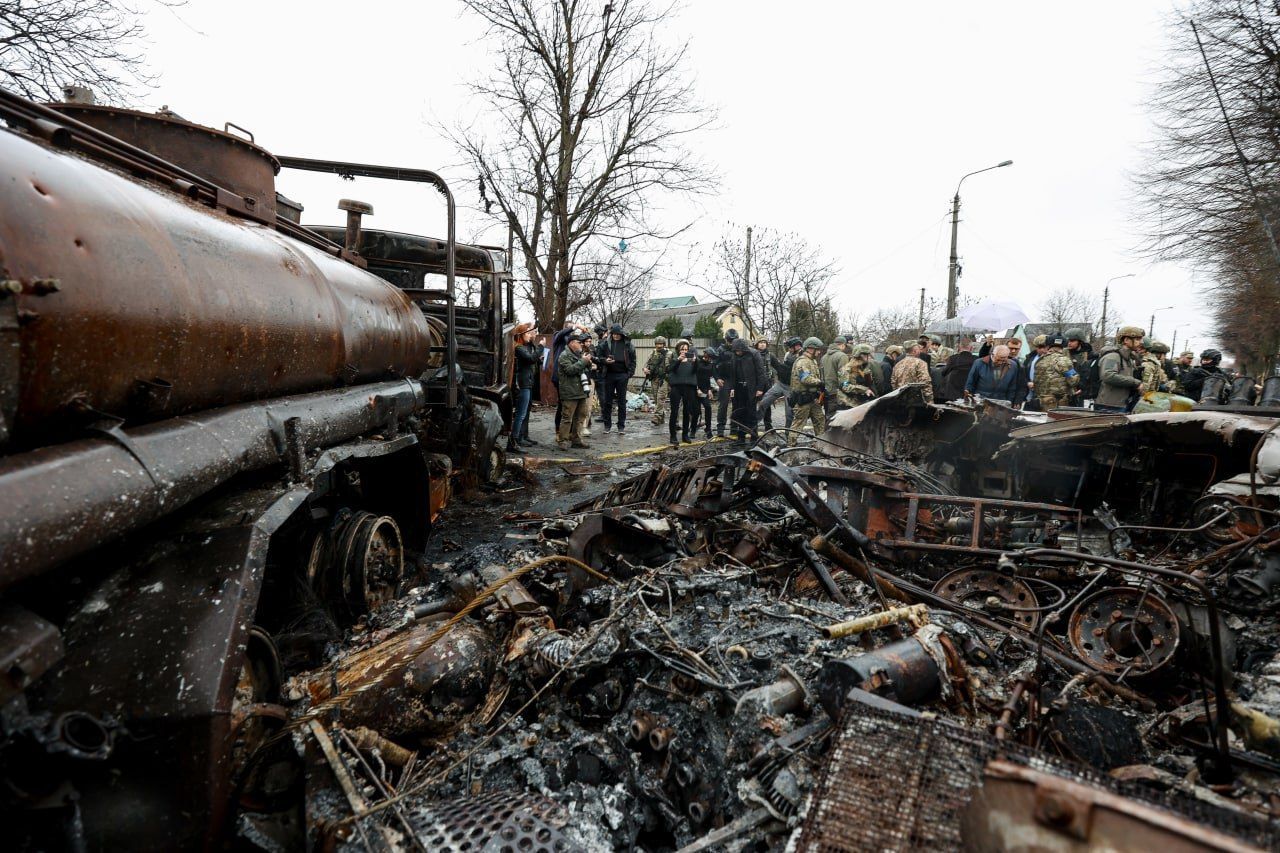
1033, 335, 1078, 411
790, 337, 827, 435
891, 343, 935, 402
1141, 339, 1170, 392
837, 344, 878, 409
644, 336, 671, 424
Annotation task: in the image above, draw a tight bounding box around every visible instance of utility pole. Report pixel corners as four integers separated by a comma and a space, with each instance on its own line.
946, 195, 961, 319
918, 287, 926, 330
1171, 328, 1178, 354
742, 226, 753, 306
1099, 286, 1110, 346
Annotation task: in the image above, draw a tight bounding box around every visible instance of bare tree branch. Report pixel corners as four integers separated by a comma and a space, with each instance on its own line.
446, 0, 717, 331
0, 0, 164, 102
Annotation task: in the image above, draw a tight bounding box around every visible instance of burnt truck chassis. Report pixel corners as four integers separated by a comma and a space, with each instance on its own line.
0, 89, 515, 850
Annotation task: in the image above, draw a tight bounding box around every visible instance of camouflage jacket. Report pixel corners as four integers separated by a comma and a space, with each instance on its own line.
790, 354, 824, 391
837, 359, 878, 407
1034, 350, 1078, 400
645, 348, 671, 382
1141, 354, 1168, 391
891, 355, 934, 402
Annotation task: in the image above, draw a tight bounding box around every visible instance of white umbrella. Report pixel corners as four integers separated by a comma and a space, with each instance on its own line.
959, 299, 1029, 331
925, 316, 984, 335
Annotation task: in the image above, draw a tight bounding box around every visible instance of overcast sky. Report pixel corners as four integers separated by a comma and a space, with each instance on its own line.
138, 0, 1215, 354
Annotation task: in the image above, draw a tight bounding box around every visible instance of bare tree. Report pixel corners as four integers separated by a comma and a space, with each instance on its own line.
1037, 286, 1101, 335
702, 224, 838, 343
0, 0, 159, 102
451, 0, 715, 332
568, 243, 651, 331
1136, 0, 1280, 368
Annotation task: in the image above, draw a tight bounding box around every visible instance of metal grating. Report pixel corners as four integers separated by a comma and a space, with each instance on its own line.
795, 701, 1280, 852
402, 789, 580, 853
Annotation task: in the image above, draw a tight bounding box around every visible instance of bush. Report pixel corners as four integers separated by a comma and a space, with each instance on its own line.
692, 314, 722, 338
654, 316, 684, 339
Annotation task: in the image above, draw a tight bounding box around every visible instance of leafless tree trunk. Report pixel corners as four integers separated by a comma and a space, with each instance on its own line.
450, 0, 715, 332
702, 224, 837, 343
0, 0, 160, 102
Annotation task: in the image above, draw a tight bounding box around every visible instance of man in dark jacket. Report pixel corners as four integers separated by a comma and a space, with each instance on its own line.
694, 346, 717, 439
596, 323, 636, 434
1065, 329, 1094, 406
714, 329, 740, 436
729, 338, 766, 442
965, 345, 1022, 404
940, 339, 976, 402
1179, 348, 1227, 403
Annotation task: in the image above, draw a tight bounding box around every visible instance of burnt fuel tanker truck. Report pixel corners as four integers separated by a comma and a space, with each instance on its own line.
0, 88, 514, 848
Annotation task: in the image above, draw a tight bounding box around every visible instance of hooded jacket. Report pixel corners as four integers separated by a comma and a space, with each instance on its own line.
596, 332, 636, 375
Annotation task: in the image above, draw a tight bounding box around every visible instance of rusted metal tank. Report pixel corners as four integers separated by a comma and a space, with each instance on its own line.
0, 126, 439, 446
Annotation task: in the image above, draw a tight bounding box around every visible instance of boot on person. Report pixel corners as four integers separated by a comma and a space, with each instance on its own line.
506, 434, 524, 455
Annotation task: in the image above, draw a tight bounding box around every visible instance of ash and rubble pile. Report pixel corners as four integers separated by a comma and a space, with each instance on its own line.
254, 390, 1280, 851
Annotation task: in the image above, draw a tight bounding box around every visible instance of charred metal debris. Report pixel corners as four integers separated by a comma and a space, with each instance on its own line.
205, 389, 1280, 851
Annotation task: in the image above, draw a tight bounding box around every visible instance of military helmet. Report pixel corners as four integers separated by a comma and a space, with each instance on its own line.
784, 335, 803, 348
1200, 348, 1222, 364
901, 339, 918, 351
1146, 339, 1169, 354
851, 343, 873, 357
1032, 334, 1047, 347
609, 323, 625, 335
593, 323, 608, 336
1065, 328, 1086, 342
832, 335, 847, 345
1116, 325, 1145, 342
724, 328, 740, 341
886, 345, 904, 357
803, 336, 824, 349
674, 337, 690, 350
1048, 334, 1066, 347
928, 334, 942, 345
653, 335, 667, 345
702, 345, 718, 358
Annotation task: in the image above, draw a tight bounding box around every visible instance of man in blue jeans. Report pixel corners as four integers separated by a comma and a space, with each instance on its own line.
509, 323, 543, 454
596, 323, 636, 434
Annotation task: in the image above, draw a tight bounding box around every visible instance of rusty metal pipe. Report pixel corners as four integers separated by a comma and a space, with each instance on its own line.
649, 725, 675, 752
0, 379, 425, 589
810, 534, 912, 603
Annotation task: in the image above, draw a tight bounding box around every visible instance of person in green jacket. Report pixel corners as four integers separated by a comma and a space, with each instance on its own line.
556, 334, 594, 449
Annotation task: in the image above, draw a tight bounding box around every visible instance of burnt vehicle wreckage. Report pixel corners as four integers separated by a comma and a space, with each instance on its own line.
3, 89, 1280, 852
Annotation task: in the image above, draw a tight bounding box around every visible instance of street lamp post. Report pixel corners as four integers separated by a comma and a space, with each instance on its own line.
947, 160, 1013, 319
1148, 305, 1174, 340
1098, 273, 1136, 343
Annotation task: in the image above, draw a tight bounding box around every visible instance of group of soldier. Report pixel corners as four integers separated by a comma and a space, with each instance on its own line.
640, 331, 891, 441
546, 319, 1233, 452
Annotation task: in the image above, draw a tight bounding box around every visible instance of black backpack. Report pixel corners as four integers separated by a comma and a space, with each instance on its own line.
1083, 356, 1103, 399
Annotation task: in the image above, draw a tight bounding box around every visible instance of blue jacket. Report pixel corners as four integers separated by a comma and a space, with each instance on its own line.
965, 356, 1024, 403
